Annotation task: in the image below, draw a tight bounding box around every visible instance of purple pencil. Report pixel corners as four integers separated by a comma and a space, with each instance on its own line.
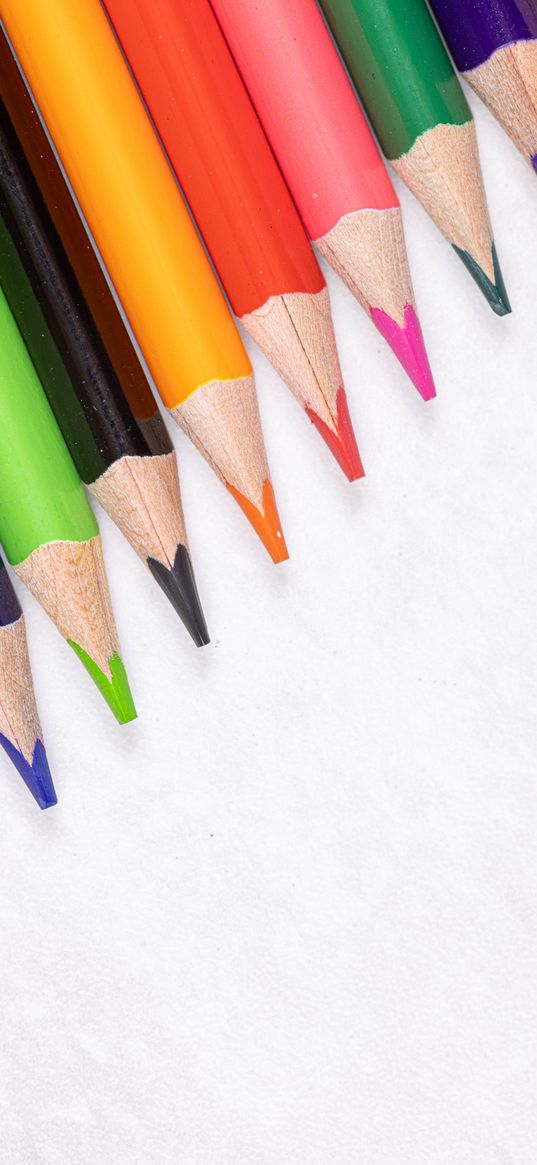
430, 0, 537, 171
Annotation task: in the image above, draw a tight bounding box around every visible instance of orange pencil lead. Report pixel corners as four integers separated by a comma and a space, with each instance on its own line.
227, 480, 289, 564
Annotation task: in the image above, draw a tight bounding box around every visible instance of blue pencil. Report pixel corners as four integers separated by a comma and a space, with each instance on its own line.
0, 553, 57, 809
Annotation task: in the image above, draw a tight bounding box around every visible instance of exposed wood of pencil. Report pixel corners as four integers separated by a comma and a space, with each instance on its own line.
173, 374, 288, 560
315, 208, 414, 326
0, 615, 42, 765
242, 289, 342, 433
173, 377, 268, 510
465, 41, 537, 168
16, 538, 118, 679
90, 451, 187, 568
392, 121, 494, 280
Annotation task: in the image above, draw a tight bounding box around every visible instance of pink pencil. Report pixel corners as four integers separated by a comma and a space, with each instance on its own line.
211, 0, 436, 402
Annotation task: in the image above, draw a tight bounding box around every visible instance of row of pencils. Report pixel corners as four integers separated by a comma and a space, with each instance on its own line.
0, 0, 534, 811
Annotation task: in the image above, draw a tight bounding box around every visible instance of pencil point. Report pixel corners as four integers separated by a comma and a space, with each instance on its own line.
306, 387, 364, 482
226, 479, 289, 564
531, 154, 537, 174
147, 544, 210, 647
0, 734, 57, 809
68, 643, 137, 724
452, 242, 511, 316
370, 304, 436, 401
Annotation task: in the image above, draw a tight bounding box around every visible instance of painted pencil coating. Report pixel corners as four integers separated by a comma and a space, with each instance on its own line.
211, 0, 435, 400
212, 0, 397, 234
105, 0, 324, 315
0, 286, 136, 723
1, 0, 249, 404
320, 0, 511, 314
429, 0, 537, 172
1, 0, 287, 562
0, 211, 99, 478
0, 285, 97, 564
0, 555, 57, 810
102, 0, 363, 479
0, 561, 22, 628
0, 28, 161, 427
319, 0, 470, 159
430, 0, 537, 71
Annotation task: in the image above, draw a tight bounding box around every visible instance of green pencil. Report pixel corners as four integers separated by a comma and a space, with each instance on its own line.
319, 0, 511, 314
0, 283, 136, 724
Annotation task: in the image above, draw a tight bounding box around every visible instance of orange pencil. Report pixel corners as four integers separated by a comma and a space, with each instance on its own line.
1, 0, 287, 563
102, 0, 363, 480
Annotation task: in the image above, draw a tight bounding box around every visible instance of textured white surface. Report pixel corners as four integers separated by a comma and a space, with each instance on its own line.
1, 91, 537, 1163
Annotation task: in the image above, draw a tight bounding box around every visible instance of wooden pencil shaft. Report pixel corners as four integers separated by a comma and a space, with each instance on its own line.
464, 41, 537, 167
0, 28, 161, 426
0, 103, 171, 484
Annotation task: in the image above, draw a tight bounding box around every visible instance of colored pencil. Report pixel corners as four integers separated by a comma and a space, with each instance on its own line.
319, 0, 511, 314
2, 0, 287, 564
0, 29, 167, 447
0, 104, 209, 648
429, 0, 537, 173
210, 0, 435, 403
0, 554, 57, 810
0, 284, 136, 725
102, 0, 363, 481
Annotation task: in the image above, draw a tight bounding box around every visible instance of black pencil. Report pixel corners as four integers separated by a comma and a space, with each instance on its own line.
0, 97, 209, 647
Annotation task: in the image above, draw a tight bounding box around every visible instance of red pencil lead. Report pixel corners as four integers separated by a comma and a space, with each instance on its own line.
306, 388, 365, 483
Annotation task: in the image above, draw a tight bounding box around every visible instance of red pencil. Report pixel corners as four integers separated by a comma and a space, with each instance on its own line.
102, 0, 363, 481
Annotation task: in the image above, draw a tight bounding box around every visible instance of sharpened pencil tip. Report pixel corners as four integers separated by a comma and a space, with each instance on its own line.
370, 304, 436, 401
452, 243, 511, 316
68, 643, 137, 724
306, 387, 364, 482
0, 734, 57, 809
226, 479, 289, 563
147, 544, 210, 647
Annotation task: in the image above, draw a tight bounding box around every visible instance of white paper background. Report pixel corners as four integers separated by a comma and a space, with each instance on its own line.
1, 91, 537, 1163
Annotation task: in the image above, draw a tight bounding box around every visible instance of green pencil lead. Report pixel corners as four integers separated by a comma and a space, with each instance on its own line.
452, 242, 511, 316
68, 643, 137, 724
